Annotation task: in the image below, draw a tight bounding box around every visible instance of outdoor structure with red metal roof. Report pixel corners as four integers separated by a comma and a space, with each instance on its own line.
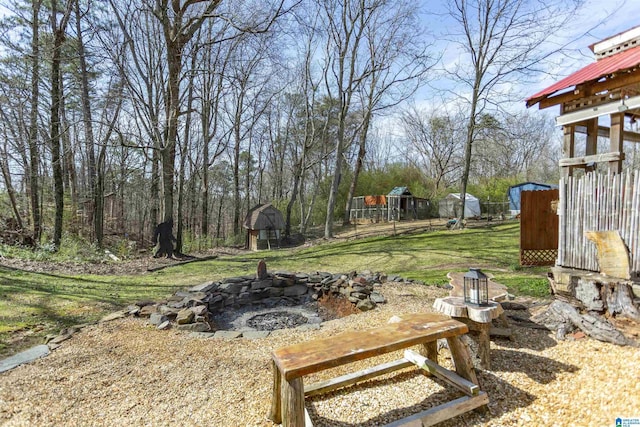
526, 25, 640, 290
526, 26, 640, 339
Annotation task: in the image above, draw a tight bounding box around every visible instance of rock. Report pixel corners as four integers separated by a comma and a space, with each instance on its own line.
219, 282, 245, 294
176, 308, 195, 325
306, 315, 322, 324
370, 292, 386, 304
157, 320, 171, 330
500, 301, 527, 310
135, 300, 156, 307
214, 330, 243, 339
190, 305, 208, 316
189, 332, 215, 339
139, 305, 158, 317
273, 277, 295, 287
158, 305, 179, 318
308, 275, 324, 283
351, 277, 368, 285
0, 345, 50, 373
257, 259, 268, 280
251, 279, 273, 290
242, 331, 270, 339
350, 292, 368, 300
100, 311, 127, 323
149, 313, 169, 326
176, 322, 211, 332
167, 301, 186, 309
274, 271, 296, 278
222, 276, 248, 284
356, 299, 376, 311
49, 334, 73, 345
268, 287, 284, 297
189, 281, 218, 293
283, 284, 308, 297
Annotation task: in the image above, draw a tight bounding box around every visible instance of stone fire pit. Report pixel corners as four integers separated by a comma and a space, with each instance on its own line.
124, 264, 400, 338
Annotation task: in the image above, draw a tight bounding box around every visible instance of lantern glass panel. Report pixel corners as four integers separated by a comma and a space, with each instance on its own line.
463, 268, 488, 306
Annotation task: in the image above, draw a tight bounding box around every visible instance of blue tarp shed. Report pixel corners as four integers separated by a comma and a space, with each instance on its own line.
508, 182, 558, 211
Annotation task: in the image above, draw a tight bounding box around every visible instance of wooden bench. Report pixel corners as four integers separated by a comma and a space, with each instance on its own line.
268, 313, 488, 427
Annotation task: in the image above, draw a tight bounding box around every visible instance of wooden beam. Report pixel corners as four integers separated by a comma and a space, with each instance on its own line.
610, 113, 624, 173
534, 69, 640, 109
404, 350, 480, 396
386, 393, 489, 427
586, 118, 598, 156
558, 151, 624, 167
562, 125, 575, 179
304, 359, 413, 397
575, 125, 640, 143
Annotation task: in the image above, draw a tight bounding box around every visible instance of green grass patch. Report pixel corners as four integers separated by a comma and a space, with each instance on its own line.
0, 221, 551, 357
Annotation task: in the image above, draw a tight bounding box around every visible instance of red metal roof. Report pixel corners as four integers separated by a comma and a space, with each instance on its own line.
526, 45, 640, 106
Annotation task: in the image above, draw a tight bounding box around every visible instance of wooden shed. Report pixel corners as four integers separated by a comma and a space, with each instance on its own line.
243, 203, 285, 251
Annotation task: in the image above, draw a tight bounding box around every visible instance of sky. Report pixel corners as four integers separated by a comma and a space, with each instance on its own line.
411, 0, 640, 117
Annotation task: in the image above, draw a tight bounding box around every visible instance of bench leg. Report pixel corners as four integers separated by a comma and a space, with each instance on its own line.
446, 336, 478, 385
282, 377, 305, 427
421, 341, 438, 363
268, 360, 282, 423
446, 336, 488, 415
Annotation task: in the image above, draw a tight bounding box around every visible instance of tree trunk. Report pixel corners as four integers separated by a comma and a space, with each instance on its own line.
75, 0, 98, 242
28, 0, 42, 244
150, 145, 160, 241
343, 112, 371, 226
0, 141, 24, 230
50, 0, 71, 249
176, 58, 196, 254
458, 83, 480, 227
59, 82, 77, 210
324, 120, 345, 239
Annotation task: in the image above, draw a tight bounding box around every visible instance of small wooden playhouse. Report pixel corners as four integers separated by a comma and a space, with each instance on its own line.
244, 203, 285, 251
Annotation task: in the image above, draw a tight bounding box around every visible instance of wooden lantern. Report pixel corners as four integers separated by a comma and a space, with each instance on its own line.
463, 268, 488, 306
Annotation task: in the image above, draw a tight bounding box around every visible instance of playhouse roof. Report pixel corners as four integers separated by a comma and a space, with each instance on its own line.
387, 186, 412, 196
243, 203, 285, 230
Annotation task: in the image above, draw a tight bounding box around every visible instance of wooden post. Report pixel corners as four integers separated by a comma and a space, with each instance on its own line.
476, 323, 491, 371
268, 360, 282, 423
585, 118, 598, 172
282, 377, 305, 427
610, 112, 624, 173
562, 125, 575, 179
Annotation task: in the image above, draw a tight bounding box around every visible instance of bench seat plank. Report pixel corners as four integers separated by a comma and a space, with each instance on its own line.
273, 313, 468, 381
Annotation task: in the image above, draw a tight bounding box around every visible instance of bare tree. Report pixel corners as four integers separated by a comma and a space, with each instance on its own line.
446, 0, 581, 225
401, 106, 465, 193
343, 0, 434, 225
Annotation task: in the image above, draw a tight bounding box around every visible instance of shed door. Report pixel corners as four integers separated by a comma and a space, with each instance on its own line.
520, 189, 559, 266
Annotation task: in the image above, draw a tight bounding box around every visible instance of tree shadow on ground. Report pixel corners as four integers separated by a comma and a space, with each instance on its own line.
489, 348, 578, 384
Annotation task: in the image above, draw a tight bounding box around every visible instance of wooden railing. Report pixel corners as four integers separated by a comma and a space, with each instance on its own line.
558, 170, 640, 275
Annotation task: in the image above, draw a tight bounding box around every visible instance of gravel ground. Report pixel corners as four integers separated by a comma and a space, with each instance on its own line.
1, 283, 639, 427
